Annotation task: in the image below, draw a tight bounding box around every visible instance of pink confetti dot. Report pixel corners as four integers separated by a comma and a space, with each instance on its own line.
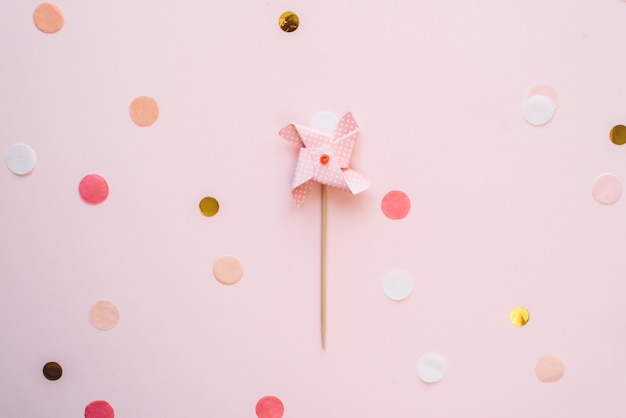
85, 400, 114, 418
381, 190, 411, 219
256, 395, 284, 418
79, 174, 109, 205
592, 174, 622, 205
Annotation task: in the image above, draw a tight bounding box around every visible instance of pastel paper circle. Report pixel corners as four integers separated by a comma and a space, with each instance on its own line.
416, 352, 447, 383
592, 174, 622, 205
42, 361, 62, 381
33, 2, 64, 34
256, 395, 284, 418
509, 306, 530, 326
5, 144, 36, 175
89, 300, 120, 330
199, 196, 220, 217
85, 400, 114, 418
79, 174, 109, 205
381, 190, 411, 219
310, 111, 339, 134
383, 269, 413, 301
523, 95, 555, 126
535, 355, 565, 382
213, 256, 244, 285
129, 96, 159, 126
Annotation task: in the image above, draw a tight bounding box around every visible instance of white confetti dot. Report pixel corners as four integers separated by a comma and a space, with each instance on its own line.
523, 95, 555, 126
417, 352, 447, 383
383, 269, 414, 301
5, 143, 36, 175
310, 111, 339, 134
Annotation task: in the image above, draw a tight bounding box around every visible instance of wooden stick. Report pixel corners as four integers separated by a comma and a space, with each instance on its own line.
321, 184, 328, 350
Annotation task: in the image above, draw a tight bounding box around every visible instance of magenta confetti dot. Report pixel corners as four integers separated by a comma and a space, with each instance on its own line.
84, 400, 114, 418
79, 174, 109, 205
256, 395, 284, 418
381, 190, 411, 219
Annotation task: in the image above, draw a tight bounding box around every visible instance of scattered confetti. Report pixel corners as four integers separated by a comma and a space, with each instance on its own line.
79, 174, 109, 205
85, 400, 114, 418
256, 396, 284, 418
213, 256, 244, 285
278, 11, 299, 32
89, 300, 120, 330
199, 196, 219, 217
509, 306, 530, 327
42, 361, 62, 381
129, 96, 159, 126
417, 352, 447, 383
382, 269, 413, 301
535, 355, 565, 382
381, 190, 411, 219
33, 2, 64, 34
592, 174, 622, 205
4, 144, 36, 175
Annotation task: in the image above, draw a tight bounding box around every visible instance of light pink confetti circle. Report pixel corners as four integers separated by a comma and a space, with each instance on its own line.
256, 396, 284, 418
89, 300, 120, 330
381, 190, 411, 219
213, 256, 244, 285
85, 400, 114, 418
535, 355, 565, 382
79, 174, 109, 205
592, 174, 622, 205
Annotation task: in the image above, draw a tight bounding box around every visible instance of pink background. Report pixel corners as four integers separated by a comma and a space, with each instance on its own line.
2, 1, 626, 417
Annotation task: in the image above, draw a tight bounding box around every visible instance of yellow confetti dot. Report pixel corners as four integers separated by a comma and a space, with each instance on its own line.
509, 306, 530, 327
278, 11, 299, 32
610, 125, 626, 146
199, 196, 219, 217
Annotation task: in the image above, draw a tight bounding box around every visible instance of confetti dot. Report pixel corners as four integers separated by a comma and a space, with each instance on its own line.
199, 196, 219, 217
509, 306, 530, 327
592, 174, 622, 205
610, 124, 626, 145
535, 355, 565, 382
523, 95, 555, 126
89, 300, 120, 330
529, 85, 559, 107
79, 174, 109, 205
129, 96, 159, 126
381, 190, 411, 219
278, 11, 299, 32
213, 256, 244, 285
42, 361, 62, 381
310, 111, 339, 134
382, 269, 413, 301
256, 396, 284, 418
33, 2, 64, 34
85, 400, 114, 418
5, 144, 36, 175
417, 352, 447, 383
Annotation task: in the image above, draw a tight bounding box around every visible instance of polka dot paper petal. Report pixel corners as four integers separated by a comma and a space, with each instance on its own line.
592, 174, 622, 205
79, 174, 109, 205
381, 190, 411, 219
33, 2, 64, 34
129, 96, 159, 126
213, 256, 244, 285
43, 361, 62, 381
523, 95, 556, 126
5, 144, 36, 175
89, 300, 120, 330
535, 355, 565, 382
85, 400, 114, 418
256, 395, 284, 418
509, 306, 530, 327
383, 269, 413, 301
417, 352, 447, 383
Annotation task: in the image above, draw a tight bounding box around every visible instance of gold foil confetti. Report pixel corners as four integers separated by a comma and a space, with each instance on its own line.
610, 125, 626, 145
199, 197, 219, 217
278, 11, 299, 32
509, 306, 530, 327
43, 361, 62, 381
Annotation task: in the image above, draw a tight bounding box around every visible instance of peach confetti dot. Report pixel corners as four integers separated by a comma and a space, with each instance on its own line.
592, 174, 622, 205
79, 174, 109, 205
213, 256, 244, 285
535, 355, 565, 382
33, 2, 64, 34
129, 96, 159, 126
256, 396, 284, 418
89, 300, 120, 330
199, 196, 219, 217
85, 400, 114, 418
381, 190, 411, 219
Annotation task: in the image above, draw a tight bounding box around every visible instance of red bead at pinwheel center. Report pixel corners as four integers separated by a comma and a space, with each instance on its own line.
320, 154, 330, 164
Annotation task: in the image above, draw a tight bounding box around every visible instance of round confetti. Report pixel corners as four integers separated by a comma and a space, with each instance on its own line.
310, 111, 339, 134
42, 361, 62, 381
509, 306, 530, 327
278, 11, 299, 32
529, 85, 559, 107
523, 95, 555, 126
213, 256, 244, 285
416, 352, 447, 383
85, 400, 114, 418
129, 96, 159, 126
33, 2, 64, 34
79, 174, 109, 205
610, 124, 626, 145
199, 196, 219, 217
382, 269, 413, 301
381, 190, 411, 220
256, 396, 284, 418
535, 355, 565, 382
89, 300, 120, 330
592, 174, 622, 205
5, 144, 36, 175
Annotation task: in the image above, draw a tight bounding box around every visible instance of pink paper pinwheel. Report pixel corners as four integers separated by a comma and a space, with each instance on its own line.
279, 112, 369, 349
279, 112, 369, 206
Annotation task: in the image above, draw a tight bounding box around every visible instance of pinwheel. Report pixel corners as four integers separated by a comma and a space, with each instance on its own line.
279, 112, 369, 349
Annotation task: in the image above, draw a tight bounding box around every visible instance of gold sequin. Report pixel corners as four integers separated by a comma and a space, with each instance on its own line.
509, 306, 530, 327
278, 11, 299, 32
43, 362, 62, 381
610, 125, 626, 146
199, 197, 219, 217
